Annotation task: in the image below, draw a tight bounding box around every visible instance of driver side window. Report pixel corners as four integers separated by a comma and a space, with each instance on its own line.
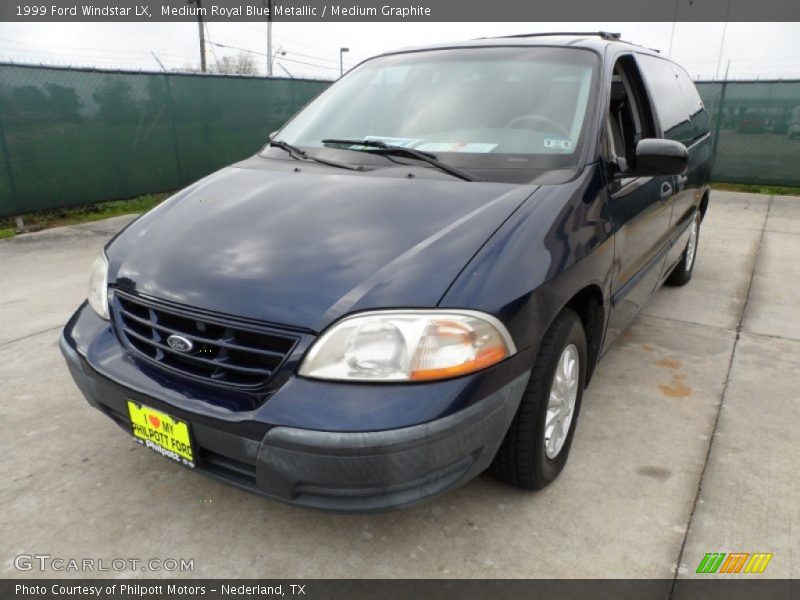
607, 55, 657, 169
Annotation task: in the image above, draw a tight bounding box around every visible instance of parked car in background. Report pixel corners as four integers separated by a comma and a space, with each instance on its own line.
61, 32, 711, 512
737, 113, 766, 134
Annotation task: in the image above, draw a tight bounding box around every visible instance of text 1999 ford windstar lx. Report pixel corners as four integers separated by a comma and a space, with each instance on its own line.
61, 32, 711, 512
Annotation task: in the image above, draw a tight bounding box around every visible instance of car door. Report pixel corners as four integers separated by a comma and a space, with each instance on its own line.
636, 55, 713, 273
604, 54, 675, 344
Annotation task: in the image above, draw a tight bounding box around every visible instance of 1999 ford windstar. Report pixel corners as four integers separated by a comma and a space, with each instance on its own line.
61, 32, 711, 512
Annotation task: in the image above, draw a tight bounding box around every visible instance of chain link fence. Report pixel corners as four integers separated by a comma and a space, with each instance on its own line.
697, 80, 800, 187
0, 63, 329, 218
0, 64, 798, 218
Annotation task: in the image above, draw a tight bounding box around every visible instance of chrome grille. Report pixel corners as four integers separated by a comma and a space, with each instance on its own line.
112, 289, 298, 388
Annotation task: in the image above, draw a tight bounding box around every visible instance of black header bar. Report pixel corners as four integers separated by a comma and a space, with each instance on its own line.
4, 0, 800, 22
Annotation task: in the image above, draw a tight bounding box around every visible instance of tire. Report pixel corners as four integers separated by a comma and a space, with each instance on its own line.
491, 308, 587, 490
665, 211, 701, 287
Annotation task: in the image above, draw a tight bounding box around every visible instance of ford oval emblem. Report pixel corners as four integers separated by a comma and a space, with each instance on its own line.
166, 334, 194, 353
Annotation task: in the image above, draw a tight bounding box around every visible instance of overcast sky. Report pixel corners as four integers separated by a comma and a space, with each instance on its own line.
0, 22, 798, 80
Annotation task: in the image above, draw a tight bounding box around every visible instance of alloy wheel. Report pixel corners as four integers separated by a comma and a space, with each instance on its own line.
544, 343, 579, 459
686, 215, 699, 271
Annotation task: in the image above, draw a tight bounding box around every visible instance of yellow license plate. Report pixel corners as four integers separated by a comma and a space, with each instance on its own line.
127, 400, 195, 468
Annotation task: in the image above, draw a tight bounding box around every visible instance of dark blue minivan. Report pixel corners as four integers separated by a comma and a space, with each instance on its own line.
61, 32, 711, 512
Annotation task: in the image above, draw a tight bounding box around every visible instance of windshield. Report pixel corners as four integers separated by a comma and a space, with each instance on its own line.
272, 47, 599, 179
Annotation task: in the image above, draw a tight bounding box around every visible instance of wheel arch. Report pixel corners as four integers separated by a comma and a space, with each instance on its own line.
562, 284, 606, 386
699, 188, 710, 221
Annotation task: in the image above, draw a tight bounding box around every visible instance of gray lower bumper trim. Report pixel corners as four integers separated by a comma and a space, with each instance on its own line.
257, 372, 529, 512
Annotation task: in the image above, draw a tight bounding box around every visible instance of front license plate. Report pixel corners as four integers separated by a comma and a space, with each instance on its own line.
127, 400, 195, 468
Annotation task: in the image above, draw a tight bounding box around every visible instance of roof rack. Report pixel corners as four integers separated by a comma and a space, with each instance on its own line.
492, 31, 622, 41
484, 31, 661, 53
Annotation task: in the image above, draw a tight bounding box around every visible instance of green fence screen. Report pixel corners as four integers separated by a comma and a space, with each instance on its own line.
0, 64, 329, 218
0, 64, 799, 218
697, 80, 800, 187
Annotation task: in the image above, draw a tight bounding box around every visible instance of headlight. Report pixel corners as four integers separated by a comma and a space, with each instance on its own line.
299, 310, 515, 382
87, 251, 109, 320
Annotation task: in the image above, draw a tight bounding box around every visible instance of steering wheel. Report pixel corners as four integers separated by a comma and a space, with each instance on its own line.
504, 114, 571, 139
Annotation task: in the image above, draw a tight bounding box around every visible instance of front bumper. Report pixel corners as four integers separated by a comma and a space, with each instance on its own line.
60, 307, 529, 513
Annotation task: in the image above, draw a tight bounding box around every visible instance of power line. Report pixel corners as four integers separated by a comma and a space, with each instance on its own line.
272, 32, 332, 55
0, 38, 197, 62
0, 56, 189, 71
204, 22, 220, 70
211, 35, 353, 67
223, 32, 344, 65
0, 47, 187, 66
278, 48, 343, 65
208, 41, 348, 71
0, 36, 155, 54
255, 28, 359, 66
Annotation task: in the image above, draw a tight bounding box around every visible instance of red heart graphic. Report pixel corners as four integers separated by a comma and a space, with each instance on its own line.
148, 415, 161, 429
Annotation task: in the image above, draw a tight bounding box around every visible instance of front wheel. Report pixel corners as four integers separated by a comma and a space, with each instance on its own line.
665, 211, 701, 287
491, 308, 587, 490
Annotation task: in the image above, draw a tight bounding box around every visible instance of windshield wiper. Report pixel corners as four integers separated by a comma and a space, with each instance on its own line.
320, 139, 480, 182
268, 140, 363, 171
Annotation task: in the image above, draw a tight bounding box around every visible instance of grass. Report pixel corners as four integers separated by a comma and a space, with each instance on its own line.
712, 182, 800, 196
0, 192, 171, 240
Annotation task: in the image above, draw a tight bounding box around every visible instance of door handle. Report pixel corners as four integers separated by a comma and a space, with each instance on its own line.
660, 181, 673, 200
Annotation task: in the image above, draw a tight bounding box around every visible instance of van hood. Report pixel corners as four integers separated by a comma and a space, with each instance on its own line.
109, 161, 536, 332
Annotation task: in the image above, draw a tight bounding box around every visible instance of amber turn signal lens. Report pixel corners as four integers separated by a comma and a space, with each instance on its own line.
410, 345, 509, 381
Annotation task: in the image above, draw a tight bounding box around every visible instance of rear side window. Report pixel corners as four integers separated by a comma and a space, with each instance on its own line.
637, 54, 709, 145
674, 65, 710, 138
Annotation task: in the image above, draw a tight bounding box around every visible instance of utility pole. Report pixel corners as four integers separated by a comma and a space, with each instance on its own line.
265, 0, 273, 76
189, 0, 206, 72
339, 47, 349, 77
668, 0, 680, 58
715, 0, 733, 80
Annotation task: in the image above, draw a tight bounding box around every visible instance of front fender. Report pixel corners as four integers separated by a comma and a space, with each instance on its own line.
439, 163, 613, 355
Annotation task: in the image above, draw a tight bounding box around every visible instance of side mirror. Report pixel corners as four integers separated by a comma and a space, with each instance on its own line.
631, 138, 688, 176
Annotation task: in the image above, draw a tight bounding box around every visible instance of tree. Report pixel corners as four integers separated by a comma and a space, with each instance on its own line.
211, 52, 260, 76
44, 84, 82, 123
10, 85, 50, 118
91, 78, 137, 122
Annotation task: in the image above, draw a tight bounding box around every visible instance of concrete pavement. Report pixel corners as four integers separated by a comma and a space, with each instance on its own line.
678, 193, 800, 581
1, 192, 797, 579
